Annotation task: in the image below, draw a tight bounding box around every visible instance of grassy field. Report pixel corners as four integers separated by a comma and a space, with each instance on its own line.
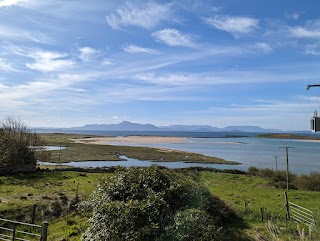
40, 133, 239, 165
0, 170, 105, 240
1, 168, 320, 240
200, 171, 320, 240
1, 133, 319, 240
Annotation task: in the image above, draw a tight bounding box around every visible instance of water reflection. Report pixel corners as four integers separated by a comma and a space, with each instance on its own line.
38, 155, 243, 171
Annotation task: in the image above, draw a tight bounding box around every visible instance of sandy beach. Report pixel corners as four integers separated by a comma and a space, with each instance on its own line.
71, 136, 189, 145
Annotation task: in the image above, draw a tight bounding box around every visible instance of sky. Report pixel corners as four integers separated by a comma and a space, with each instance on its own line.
1, 0, 320, 130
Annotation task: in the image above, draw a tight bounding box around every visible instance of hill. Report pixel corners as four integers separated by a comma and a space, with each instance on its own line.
66, 121, 282, 133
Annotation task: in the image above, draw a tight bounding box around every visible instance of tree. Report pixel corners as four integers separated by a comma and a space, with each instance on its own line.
0, 116, 50, 174
80, 166, 230, 241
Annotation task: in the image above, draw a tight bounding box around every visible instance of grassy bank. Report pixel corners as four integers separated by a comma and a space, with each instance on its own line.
0, 169, 105, 240
1, 168, 320, 240
40, 133, 239, 165
257, 133, 320, 140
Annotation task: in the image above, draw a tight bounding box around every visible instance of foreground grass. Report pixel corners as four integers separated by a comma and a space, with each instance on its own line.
201, 171, 320, 240
2, 168, 320, 240
41, 133, 238, 165
0, 171, 103, 212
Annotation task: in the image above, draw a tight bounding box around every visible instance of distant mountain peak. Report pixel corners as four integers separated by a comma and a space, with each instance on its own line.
68, 121, 281, 133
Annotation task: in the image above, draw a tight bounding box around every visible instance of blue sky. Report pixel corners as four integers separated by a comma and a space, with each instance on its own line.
1, 0, 320, 130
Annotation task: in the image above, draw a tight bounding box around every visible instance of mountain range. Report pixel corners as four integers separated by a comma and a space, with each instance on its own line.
67, 121, 282, 133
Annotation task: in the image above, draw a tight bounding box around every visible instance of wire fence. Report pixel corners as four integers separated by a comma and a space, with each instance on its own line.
0, 218, 47, 241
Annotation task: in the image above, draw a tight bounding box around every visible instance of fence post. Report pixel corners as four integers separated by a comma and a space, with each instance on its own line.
12, 223, 16, 241
284, 191, 290, 220
244, 200, 247, 213
31, 204, 36, 224
41, 221, 48, 241
260, 207, 264, 222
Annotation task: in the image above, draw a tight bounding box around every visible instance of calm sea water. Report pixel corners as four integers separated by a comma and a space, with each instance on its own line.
38, 130, 320, 174
137, 137, 320, 174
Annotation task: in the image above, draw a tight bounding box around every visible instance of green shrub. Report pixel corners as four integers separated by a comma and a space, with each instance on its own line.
51, 201, 62, 217
79, 166, 230, 241
169, 208, 224, 241
247, 167, 298, 189
294, 172, 320, 191
247, 166, 259, 176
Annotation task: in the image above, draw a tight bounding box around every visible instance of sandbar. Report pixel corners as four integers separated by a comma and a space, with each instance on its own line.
71, 136, 188, 145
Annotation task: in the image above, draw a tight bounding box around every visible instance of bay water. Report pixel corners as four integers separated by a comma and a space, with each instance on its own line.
39, 130, 320, 174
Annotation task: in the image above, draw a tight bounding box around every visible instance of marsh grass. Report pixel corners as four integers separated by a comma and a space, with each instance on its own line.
40, 133, 238, 165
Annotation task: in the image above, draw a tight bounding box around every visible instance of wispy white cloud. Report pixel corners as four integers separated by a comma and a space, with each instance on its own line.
106, 1, 173, 29
289, 19, 320, 39
79, 47, 100, 62
0, 57, 17, 71
286, 12, 300, 20
304, 44, 320, 55
0, 73, 94, 106
204, 15, 259, 36
123, 44, 159, 54
152, 28, 196, 47
102, 59, 113, 65
254, 42, 273, 54
26, 50, 74, 72
0, 0, 28, 7
134, 67, 318, 87
289, 27, 320, 39
0, 25, 51, 43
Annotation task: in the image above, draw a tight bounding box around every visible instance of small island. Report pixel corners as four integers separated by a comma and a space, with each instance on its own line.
257, 133, 320, 141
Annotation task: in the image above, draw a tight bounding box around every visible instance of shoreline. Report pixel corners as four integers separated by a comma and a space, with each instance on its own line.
71, 136, 189, 145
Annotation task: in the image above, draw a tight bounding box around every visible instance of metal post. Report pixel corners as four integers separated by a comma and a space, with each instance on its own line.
274, 154, 278, 172
41, 221, 48, 241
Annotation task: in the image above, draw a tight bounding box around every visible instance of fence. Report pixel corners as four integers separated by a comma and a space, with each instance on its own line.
289, 202, 317, 231
0, 218, 47, 241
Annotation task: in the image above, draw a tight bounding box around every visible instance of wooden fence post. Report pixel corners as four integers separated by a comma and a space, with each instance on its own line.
41, 221, 48, 241
12, 223, 16, 241
244, 201, 247, 213
260, 207, 264, 222
31, 204, 36, 224
285, 191, 290, 220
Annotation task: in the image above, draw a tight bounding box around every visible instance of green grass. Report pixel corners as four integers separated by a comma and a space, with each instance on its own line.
0, 170, 104, 214
1, 168, 320, 240
0, 170, 106, 240
200, 171, 320, 240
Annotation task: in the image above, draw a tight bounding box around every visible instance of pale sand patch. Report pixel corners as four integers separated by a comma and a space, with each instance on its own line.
71, 136, 188, 145
293, 139, 320, 143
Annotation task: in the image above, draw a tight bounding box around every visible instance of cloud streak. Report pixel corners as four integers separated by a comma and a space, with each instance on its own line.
204, 15, 259, 36
26, 50, 74, 72
0, 25, 52, 43
79, 47, 100, 62
123, 44, 159, 54
152, 29, 196, 47
0, 57, 17, 71
106, 2, 173, 29
0, 0, 28, 7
